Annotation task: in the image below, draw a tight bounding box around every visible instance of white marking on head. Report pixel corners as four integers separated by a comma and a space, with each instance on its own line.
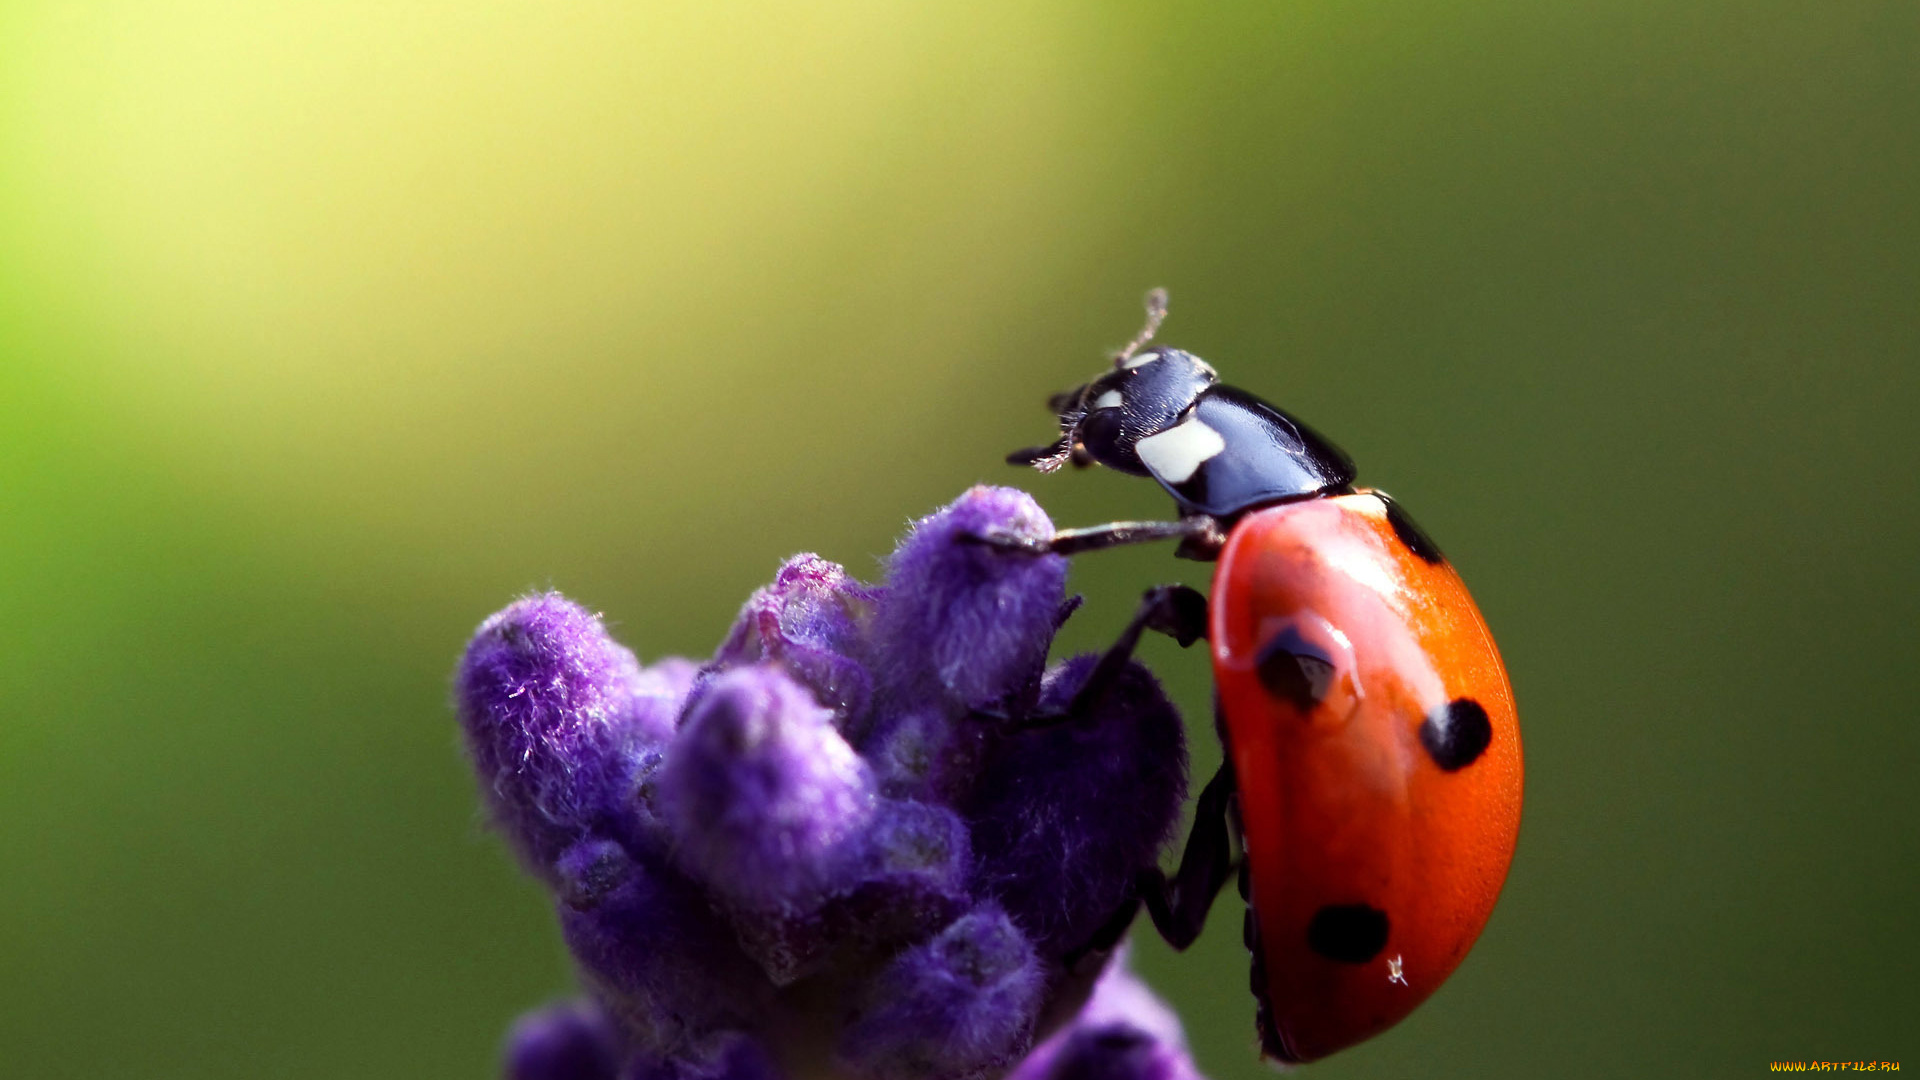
1121, 349, 1161, 370
1091, 389, 1124, 411
1135, 416, 1226, 483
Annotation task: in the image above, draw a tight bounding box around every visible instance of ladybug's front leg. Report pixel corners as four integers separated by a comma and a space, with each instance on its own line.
964, 516, 1227, 560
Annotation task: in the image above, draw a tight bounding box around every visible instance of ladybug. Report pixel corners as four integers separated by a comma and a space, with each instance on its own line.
982, 290, 1522, 1063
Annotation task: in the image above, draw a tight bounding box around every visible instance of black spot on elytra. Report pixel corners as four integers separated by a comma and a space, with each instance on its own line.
1377, 492, 1444, 564
1256, 624, 1335, 711
1421, 697, 1493, 771
1307, 903, 1390, 964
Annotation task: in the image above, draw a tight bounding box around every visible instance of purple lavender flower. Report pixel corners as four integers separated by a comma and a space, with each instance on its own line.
458, 486, 1214, 1080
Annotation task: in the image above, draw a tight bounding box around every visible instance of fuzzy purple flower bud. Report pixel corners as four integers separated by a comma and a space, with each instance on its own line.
837, 904, 1047, 1080
504, 999, 625, 1080
863, 703, 1000, 807
832, 799, 975, 949
659, 664, 877, 912
560, 849, 769, 1055
855, 800, 972, 908
872, 486, 1067, 711
554, 837, 640, 911
457, 594, 685, 873
716, 554, 877, 723
724, 797, 975, 987
1007, 951, 1205, 1080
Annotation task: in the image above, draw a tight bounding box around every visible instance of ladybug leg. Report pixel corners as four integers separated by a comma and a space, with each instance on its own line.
1063, 583, 1207, 716
1000, 584, 1207, 733
963, 516, 1226, 559
1139, 760, 1238, 951
1062, 762, 1237, 966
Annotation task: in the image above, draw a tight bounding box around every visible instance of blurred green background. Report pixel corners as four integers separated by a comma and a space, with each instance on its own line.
2, 1, 1915, 1076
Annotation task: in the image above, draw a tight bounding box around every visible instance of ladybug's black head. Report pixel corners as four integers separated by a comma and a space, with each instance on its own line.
1009, 288, 1219, 475
1010, 346, 1221, 476
1009, 290, 1359, 518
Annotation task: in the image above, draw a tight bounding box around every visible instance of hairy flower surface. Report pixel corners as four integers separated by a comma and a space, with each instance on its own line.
457, 486, 1213, 1080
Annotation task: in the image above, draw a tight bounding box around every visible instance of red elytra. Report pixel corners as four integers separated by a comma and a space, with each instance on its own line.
1211, 492, 1522, 1062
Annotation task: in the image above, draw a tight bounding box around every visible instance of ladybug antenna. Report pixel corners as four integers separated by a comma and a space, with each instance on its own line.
1114, 287, 1170, 366
1008, 437, 1076, 473
1010, 290, 1168, 474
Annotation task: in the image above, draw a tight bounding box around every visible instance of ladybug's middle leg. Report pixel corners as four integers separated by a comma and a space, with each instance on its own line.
1000, 583, 1207, 733
1065, 761, 1238, 964
1139, 759, 1238, 951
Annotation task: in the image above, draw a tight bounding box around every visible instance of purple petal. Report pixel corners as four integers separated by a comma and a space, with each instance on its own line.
964, 655, 1187, 959
504, 999, 625, 1080
837, 903, 1046, 1080
872, 487, 1067, 711
658, 664, 877, 912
